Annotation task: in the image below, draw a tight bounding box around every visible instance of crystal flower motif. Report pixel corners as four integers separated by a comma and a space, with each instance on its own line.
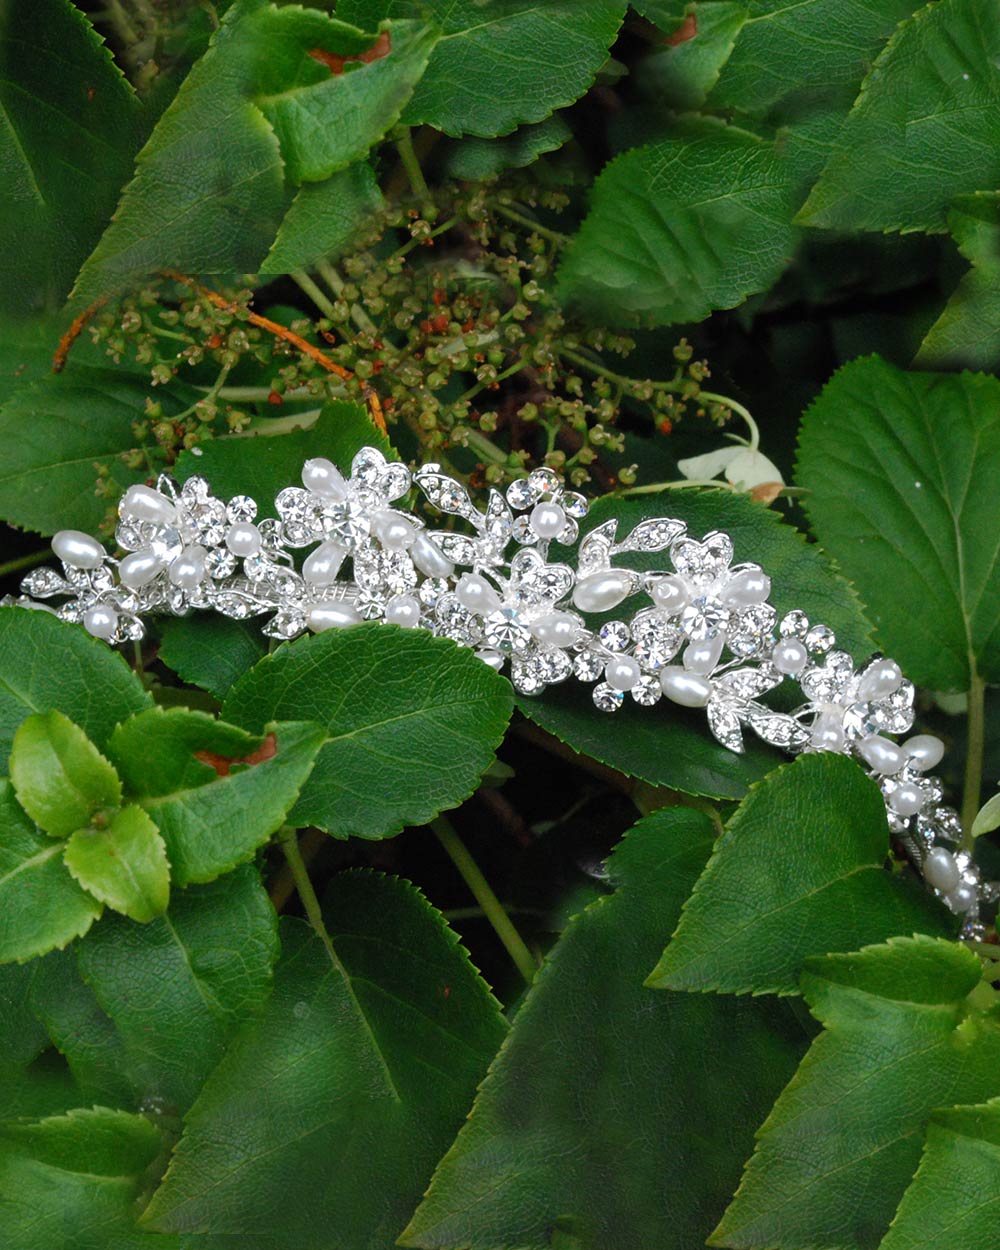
796, 651, 915, 750
279, 447, 412, 552
656, 532, 776, 647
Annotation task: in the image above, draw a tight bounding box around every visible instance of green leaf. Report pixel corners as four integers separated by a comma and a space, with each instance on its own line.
712, 936, 1000, 1250
143, 872, 507, 1245
879, 1098, 1000, 1250
0, 0, 143, 314
441, 115, 572, 180
107, 707, 324, 885
520, 489, 874, 799
799, 0, 1000, 234
0, 607, 150, 771
0, 780, 101, 964
223, 624, 514, 838
76, 865, 279, 1114
401, 809, 806, 1250
638, 3, 746, 113
158, 615, 267, 701
260, 161, 384, 274
648, 754, 952, 996
0, 961, 83, 1118
10, 709, 122, 838
64, 805, 170, 923
972, 791, 1000, 838
915, 192, 1000, 370
558, 118, 796, 327
796, 355, 1000, 690
340, 0, 627, 138
2, 1104, 162, 1174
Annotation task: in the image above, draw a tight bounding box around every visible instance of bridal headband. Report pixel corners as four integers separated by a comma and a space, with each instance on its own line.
8, 445, 995, 936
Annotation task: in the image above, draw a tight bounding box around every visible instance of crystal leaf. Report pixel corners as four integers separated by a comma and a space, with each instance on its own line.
714, 667, 783, 701
708, 699, 745, 753
577, 519, 618, 572
615, 516, 686, 555
21, 568, 70, 598
414, 468, 480, 522
747, 707, 810, 751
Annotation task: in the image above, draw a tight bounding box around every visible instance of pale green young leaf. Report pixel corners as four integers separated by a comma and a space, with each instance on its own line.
64, 805, 170, 923
10, 710, 121, 839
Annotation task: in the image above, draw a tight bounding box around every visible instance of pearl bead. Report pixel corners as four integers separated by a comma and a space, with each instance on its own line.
168, 545, 207, 590
889, 781, 924, 817
723, 568, 771, 607
903, 734, 944, 771
947, 882, 977, 913
530, 611, 581, 648
476, 649, 505, 671
83, 605, 118, 640
810, 711, 845, 752
52, 530, 106, 570
529, 501, 566, 540
650, 575, 689, 611
456, 574, 501, 615
306, 602, 362, 632
384, 594, 421, 628
303, 541, 346, 586
857, 658, 903, 702
225, 522, 262, 556
659, 667, 711, 707
118, 549, 164, 589
119, 484, 176, 525
923, 847, 960, 893
301, 457, 348, 500
371, 510, 415, 550
772, 637, 808, 675
410, 532, 454, 578
605, 656, 640, 692
857, 734, 904, 775
683, 633, 724, 676
572, 570, 634, 613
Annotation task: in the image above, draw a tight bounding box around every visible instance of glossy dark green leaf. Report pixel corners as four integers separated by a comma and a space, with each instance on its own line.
10, 709, 121, 838
713, 937, 1000, 1250
143, 872, 507, 1246
158, 615, 267, 701
637, 3, 745, 113
402, 810, 806, 1250
64, 805, 170, 923
261, 162, 384, 274
0, 962, 82, 1119
796, 356, 1000, 690
224, 624, 514, 839
442, 115, 572, 180
649, 754, 952, 996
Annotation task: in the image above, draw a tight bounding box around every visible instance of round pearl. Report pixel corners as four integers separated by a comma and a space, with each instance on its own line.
923, 847, 961, 893
529, 501, 566, 540
659, 667, 711, 708
810, 711, 845, 752
118, 549, 164, 590
650, 575, 689, 611
605, 655, 641, 692
683, 633, 724, 676
476, 648, 505, 671
225, 522, 262, 557
857, 658, 903, 702
303, 541, 346, 587
724, 568, 771, 607
306, 602, 362, 632
903, 734, 945, 771
857, 734, 904, 776
947, 882, 977, 913
52, 530, 106, 570
384, 594, 421, 628
772, 637, 808, 675
83, 605, 118, 640
120, 484, 176, 525
410, 532, 454, 579
572, 570, 634, 614
531, 611, 581, 648
889, 781, 924, 817
301, 457, 348, 500
371, 510, 416, 550
168, 545, 207, 590
456, 574, 501, 615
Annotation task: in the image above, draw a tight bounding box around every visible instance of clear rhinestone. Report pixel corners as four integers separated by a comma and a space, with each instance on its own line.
562, 492, 589, 520
437, 533, 478, 564
276, 487, 312, 522
708, 701, 744, 752
181, 476, 211, 502
506, 478, 538, 510
512, 516, 537, 544
536, 648, 572, 684
206, 548, 237, 579
592, 682, 623, 712
599, 621, 630, 652
419, 578, 450, 607
573, 648, 605, 682
227, 495, 257, 523
263, 608, 306, 639
379, 462, 412, 500
58, 601, 83, 622
632, 675, 661, 706
120, 615, 145, 642
185, 498, 227, 546
355, 590, 386, 619
556, 517, 579, 546
351, 446, 386, 486
780, 610, 809, 637
149, 526, 183, 565
630, 610, 682, 670
511, 661, 546, 695
483, 607, 533, 655
213, 592, 256, 619
618, 517, 685, 553
21, 568, 69, 598
354, 549, 417, 595
115, 521, 144, 551
728, 604, 777, 657
529, 466, 561, 494
805, 623, 836, 653
243, 552, 274, 583
681, 595, 729, 641
436, 594, 482, 646
671, 532, 733, 585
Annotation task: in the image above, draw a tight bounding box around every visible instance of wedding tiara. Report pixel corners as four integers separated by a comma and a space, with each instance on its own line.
7, 445, 994, 936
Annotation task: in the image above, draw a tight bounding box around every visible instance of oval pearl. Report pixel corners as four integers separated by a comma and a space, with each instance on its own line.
530, 611, 582, 648
120, 484, 176, 525
889, 781, 924, 817
605, 656, 641, 692
857, 658, 903, 702
903, 734, 944, 771
52, 530, 106, 570
306, 602, 362, 632
118, 549, 164, 590
476, 648, 505, 671
947, 882, 977, 913
301, 457, 348, 500
772, 637, 808, 675
810, 711, 845, 752
168, 545, 207, 590
529, 501, 566, 540
371, 510, 416, 550
650, 574, 689, 611
410, 532, 455, 579
572, 570, 634, 614
226, 522, 262, 557
683, 633, 724, 676
303, 541, 346, 587
857, 734, 904, 776
723, 568, 771, 607
659, 667, 711, 708
456, 573, 502, 615
385, 594, 421, 628
83, 605, 118, 640
923, 847, 960, 893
